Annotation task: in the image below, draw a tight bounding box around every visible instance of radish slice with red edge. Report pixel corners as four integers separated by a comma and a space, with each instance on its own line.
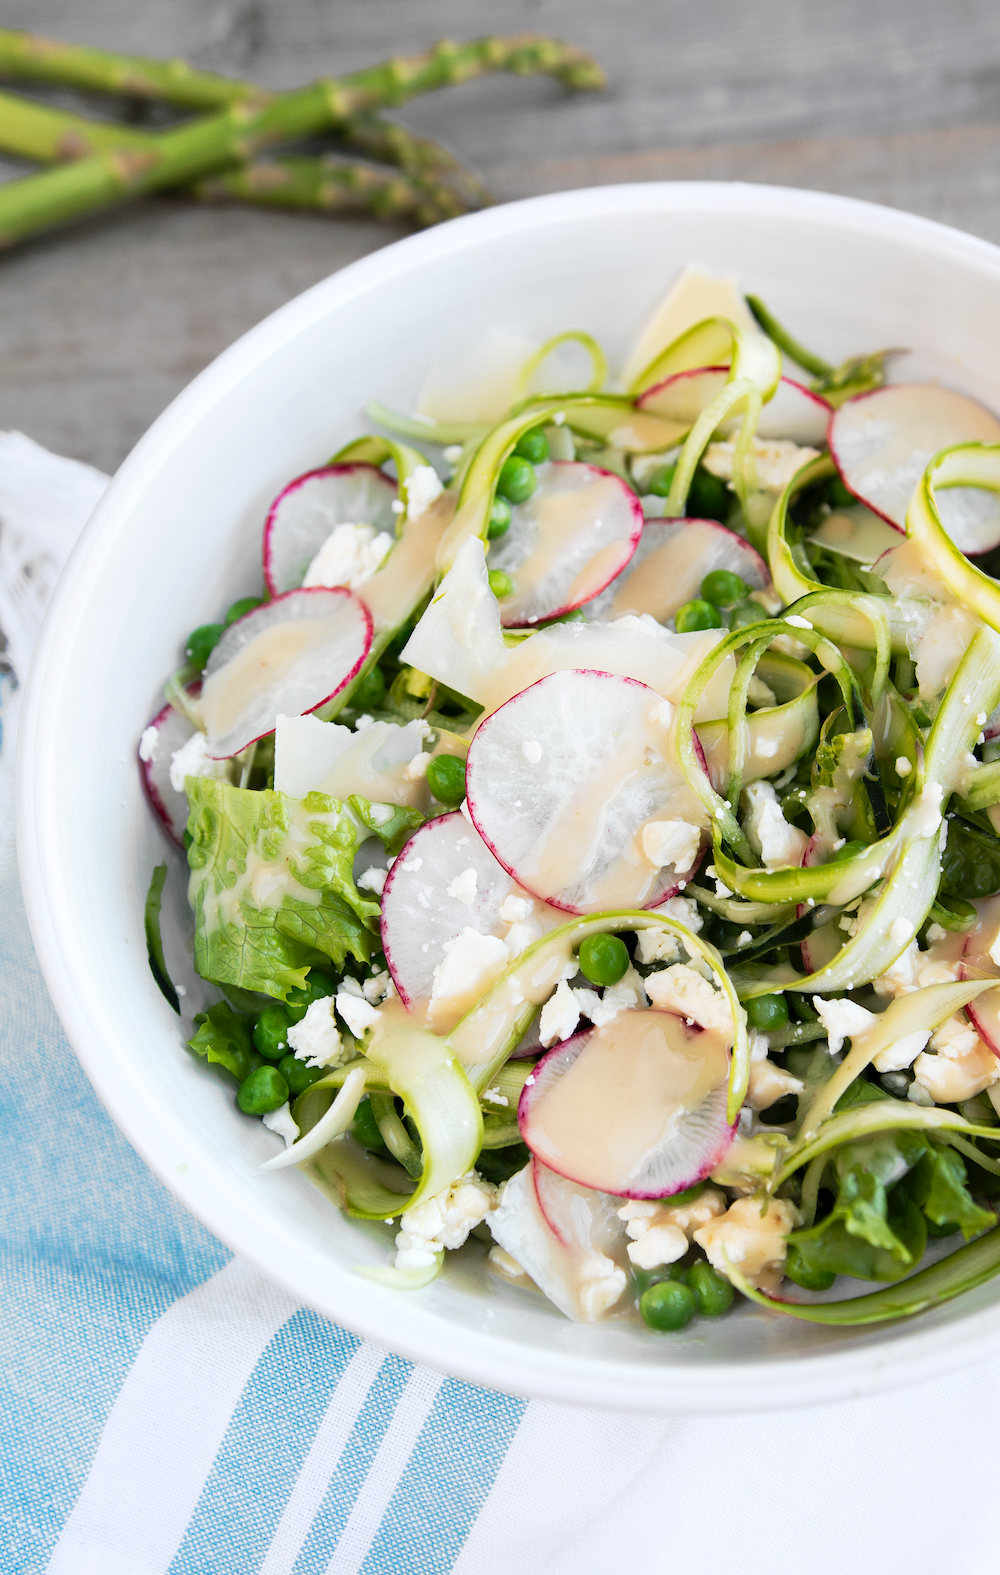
587, 517, 768, 624
518, 1010, 734, 1198
263, 463, 398, 596
465, 668, 707, 913
488, 1159, 630, 1322
487, 461, 642, 627
380, 811, 567, 1028
201, 587, 372, 758
637, 368, 831, 445
962, 896, 1000, 1054
828, 384, 1000, 551
138, 686, 202, 847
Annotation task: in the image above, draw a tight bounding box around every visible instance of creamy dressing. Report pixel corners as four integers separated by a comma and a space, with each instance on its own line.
492, 468, 635, 624
612, 523, 717, 619
525, 1009, 730, 1194
202, 615, 348, 743
360, 490, 456, 634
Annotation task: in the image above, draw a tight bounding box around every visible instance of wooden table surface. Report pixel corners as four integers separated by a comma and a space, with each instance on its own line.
3, 0, 1000, 473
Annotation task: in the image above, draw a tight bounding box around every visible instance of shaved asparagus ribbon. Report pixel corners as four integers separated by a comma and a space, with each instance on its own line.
513, 330, 608, 401
725, 1226, 1000, 1325
905, 440, 1000, 631
262, 1066, 368, 1170
628, 313, 781, 402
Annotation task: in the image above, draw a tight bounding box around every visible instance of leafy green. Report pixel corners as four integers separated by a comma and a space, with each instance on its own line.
144, 863, 179, 1013
905, 1145, 996, 1239
788, 1181, 927, 1282
186, 780, 378, 1002
349, 795, 425, 858
187, 1001, 255, 1082
940, 815, 1000, 899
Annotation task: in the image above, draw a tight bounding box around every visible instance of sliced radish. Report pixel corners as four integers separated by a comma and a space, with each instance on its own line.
587, 517, 768, 625
263, 464, 398, 596
380, 811, 566, 1029
963, 896, 1000, 1054
466, 669, 706, 913
488, 1159, 630, 1322
138, 688, 200, 846
200, 587, 372, 758
487, 461, 642, 628
638, 368, 831, 445
828, 384, 1000, 550
518, 1010, 734, 1198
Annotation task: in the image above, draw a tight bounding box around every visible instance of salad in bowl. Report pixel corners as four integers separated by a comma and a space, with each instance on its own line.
138, 261, 1000, 1340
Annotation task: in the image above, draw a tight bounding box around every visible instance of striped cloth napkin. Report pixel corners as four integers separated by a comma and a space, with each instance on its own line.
4, 432, 1000, 1575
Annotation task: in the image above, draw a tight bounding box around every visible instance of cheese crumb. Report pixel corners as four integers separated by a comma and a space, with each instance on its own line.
694, 1197, 802, 1292
811, 995, 876, 1054
262, 1103, 299, 1148
446, 867, 478, 906
404, 464, 444, 520
335, 982, 381, 1038
287, 996, 346, 1068
539, 979, 581, 1046
138, 724, 159, 763
645, 964, 732, 1032
742, 780, 808, 870
522, 740, 543, 764
302, 522, 393, 590
169, 731, 230, 793
641, 818, 702, 874
357, 866, 387, 895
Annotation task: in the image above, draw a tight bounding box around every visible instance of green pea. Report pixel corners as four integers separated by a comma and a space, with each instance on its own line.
351, 664, 386, 711
186, 622, 224, 671
237, 1064, 289, 1115
253, 1003, 292, 1060
352, 1095, 387, 1150
687, 1260, 735, 1317
426, 752, 467, 806
700, 569, 748, 608
488, 570, 515, 599
278, 1053, 325, 1098
540, 608, 587, 627
783, 1245, 836, 1291
646, 463, 676, 498
577, 933, 629, 987
688, 466, 730, 521
730, 601, 768, 628
632, 1263, 687, 1298
640, 1279, 697, 1331
745, 994, 789, 1031
514, 428, 550, 465
285, 969, 337, 1025
487, 496, 512, 539
496, 455, 537, 504
224, 595, 264, 626
674, 599, 723, 633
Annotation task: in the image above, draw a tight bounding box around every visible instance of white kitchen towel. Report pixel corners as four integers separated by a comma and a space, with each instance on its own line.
3, 434, 1000, 1575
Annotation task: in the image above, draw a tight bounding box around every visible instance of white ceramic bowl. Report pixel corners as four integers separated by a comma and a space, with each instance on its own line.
19, 182, 1000, 1412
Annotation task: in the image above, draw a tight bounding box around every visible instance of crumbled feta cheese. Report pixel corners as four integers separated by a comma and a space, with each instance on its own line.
784, 614, 813, 630
430, 928, 509, 1007
576, 1256, 628, 1320
483, 1087, 509, 1106
742, 780, 808, 870
362, 969, 394, 1005
539, 979, 581, 1046
504, 918, 542, 957
618, 1188, 727, 1250
302, 522, 393, 590
354, 713, 375, 733
404, 464, 444, 520
645, 964, 732, 1033
635, 930, 680, 965
626, 1223, 688, 1270
287, 996, 345, 1068
391, 499, 405, 515
357, 866, 387, 895
895, 755, 912, 776
931, 1014, 980, 1059
138, 724, 159, 762
694, 1197, 802, 1291
890, 917, 915, 946
522, 740, 543, 764
403, 750, 431, 783
811, 995, 876, 1054
335, 984, 381, 1038
874, 935, 963, 998
262, 1103, 299, 1148
394, 1169, 498, 1271
499, 895, 531, 924
168, 730, 230, 793
702, 437, 820, 493
909, 781, 945, 838
737, 930, 753, 947
912, 1035, 1000, 1103
652, 894, 704, 935
442, 444, 464, 464
641, 818, 702, 874
446, 867, 478, 906
871, 1028, 931, 1074
647, 699, 676, 728
746, 1057, 804, 1110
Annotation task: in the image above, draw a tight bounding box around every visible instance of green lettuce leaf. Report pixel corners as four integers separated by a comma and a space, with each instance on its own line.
349, 794, 425, 857
187, 1001, 255, 1081
789, 1122, 931, 1281
186, 780, 378, 1002
906, 1144, 997, 1240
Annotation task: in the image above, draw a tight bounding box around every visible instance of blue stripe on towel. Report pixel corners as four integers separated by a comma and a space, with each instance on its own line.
360, 1378, 526, 1575
168, 1310, 362, 1575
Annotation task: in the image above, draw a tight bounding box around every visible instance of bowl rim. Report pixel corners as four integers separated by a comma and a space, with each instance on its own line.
18, 178, 1000, 1413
